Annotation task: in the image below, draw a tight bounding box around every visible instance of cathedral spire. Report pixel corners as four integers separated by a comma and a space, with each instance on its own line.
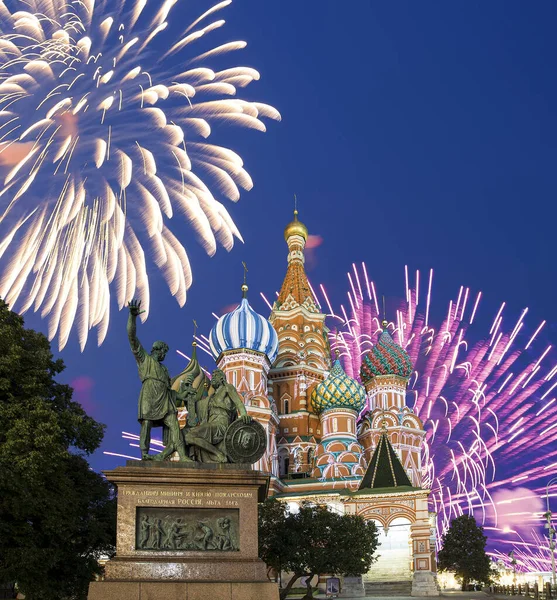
242, 261, 249, 298
276, 208, 316, 311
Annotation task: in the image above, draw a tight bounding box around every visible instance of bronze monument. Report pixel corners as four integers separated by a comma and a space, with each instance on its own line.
127, 299, 266, 465
88, 303, 277, 600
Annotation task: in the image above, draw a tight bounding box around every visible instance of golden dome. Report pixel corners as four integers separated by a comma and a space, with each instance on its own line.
284, 210, 308, 242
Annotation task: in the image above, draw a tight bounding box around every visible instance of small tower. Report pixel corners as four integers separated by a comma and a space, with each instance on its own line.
310, 356, 367, 483
358, 321, 425, 487
268, 210, 330, 477
209, 281, 280, 474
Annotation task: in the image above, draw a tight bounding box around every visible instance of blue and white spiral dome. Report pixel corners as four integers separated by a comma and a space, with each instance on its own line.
209, 287, 279, 363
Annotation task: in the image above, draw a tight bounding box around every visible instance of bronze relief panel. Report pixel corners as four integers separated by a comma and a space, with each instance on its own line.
135, 507, 239, 552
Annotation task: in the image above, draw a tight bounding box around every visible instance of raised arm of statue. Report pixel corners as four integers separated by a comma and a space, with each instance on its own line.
127, 299, 146, 363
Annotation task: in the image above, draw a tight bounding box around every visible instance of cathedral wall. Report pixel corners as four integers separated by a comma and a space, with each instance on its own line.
321, 409, 358, 441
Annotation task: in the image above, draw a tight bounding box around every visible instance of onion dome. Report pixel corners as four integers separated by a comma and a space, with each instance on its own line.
172, 340, 208, 392
284, 209, 308, 242
311, 359, 366, 414
360, 321, 413, 384
209, 286, 279, 363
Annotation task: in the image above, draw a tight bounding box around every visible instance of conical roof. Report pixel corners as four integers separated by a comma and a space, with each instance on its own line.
359, 431, 413, 490
275, 210, 318, 312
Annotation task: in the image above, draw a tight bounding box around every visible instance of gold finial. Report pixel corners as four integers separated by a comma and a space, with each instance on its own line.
284, 194, 308, 242
241, 262, 248, 297
381, 409, 388, 433
192, 320, 198, 347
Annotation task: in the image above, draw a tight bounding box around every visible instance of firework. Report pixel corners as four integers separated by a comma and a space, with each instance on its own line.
324, 263, 557, 563
0, 0, 279, 350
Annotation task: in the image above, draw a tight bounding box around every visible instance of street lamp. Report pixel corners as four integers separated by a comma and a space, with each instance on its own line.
509, 551, 517, 586
545, 477, 557, 589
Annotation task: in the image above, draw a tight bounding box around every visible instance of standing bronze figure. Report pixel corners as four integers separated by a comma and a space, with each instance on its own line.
127, 299, 190, 461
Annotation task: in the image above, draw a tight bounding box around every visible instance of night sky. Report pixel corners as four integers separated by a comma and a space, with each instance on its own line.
12, 0, 557, 472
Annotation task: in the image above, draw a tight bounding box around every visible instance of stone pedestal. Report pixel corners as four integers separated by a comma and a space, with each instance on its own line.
411, 571, 439, 596
88, 462, 279, 600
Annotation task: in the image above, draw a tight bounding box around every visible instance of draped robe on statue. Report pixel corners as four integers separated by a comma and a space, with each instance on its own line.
132, 341, 178, 446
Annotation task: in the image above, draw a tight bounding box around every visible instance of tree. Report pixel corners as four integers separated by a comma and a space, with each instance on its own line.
258, 497, 294, 584
437, 514, 493, 590
259, 499, 379, 600
0, 299, 116, 600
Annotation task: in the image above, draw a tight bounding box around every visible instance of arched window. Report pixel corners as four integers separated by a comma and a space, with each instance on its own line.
248, 370, 255, 389
232, 370, 237, 387
307, 448, 315, 468
283, 397, 290, 414
278, 449, 290, 477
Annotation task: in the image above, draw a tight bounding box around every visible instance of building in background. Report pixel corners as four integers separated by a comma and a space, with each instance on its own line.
205, 211, 439, 597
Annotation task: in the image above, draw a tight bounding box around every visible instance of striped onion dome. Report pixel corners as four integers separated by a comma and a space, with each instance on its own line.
209, 288, 279, 363
360, 323, 413, 384
311, 359, 366, 414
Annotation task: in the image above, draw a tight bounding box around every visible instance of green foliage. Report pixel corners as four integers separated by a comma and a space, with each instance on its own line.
258, 499, 379, 600
0, 299, 116, 600
258, 497, 292, 575
437, 514, 493, 590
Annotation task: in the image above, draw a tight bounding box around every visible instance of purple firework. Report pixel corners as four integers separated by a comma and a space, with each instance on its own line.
319, 264, 557, 568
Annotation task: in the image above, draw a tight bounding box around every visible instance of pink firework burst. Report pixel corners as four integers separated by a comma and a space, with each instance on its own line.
318, 264, 557, 561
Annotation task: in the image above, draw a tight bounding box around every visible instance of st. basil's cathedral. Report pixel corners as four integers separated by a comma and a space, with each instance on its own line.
179, 211, 439, 597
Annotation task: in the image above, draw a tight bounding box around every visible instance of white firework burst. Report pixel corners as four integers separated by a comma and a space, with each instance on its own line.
0, 0, 280, 350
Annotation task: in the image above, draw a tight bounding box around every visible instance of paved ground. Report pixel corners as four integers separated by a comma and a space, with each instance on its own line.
286, 590, 490, 599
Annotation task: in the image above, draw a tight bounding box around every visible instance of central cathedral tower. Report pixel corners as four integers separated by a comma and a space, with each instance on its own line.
268, 210, 330, 477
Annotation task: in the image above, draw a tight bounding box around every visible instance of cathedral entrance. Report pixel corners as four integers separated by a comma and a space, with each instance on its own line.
364, 517, 412, 583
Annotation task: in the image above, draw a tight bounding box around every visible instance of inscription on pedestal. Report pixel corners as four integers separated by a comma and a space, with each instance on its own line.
135, 507, 239, 552
123, 487, 255, 506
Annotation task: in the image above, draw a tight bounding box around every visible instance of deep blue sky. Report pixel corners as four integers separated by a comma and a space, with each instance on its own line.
16, 0, 557, 470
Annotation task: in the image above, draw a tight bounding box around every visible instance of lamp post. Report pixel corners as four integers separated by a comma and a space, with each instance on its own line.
509, 551, 517, 586
545, 477, 557, 589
